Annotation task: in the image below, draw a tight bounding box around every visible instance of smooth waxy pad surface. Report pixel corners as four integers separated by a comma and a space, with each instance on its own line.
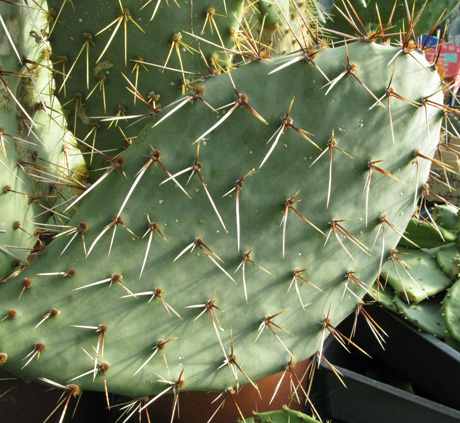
0, 41, 443, 398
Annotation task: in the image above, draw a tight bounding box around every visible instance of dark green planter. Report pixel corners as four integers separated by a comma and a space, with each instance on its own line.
309, 306, 460, 423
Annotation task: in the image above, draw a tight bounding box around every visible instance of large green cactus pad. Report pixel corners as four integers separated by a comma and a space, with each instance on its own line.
0, 41, 443, 399
394, 295, 448, 339
383, 246, 454, 304
0, 0, 81, 280
46, 0, 245, 176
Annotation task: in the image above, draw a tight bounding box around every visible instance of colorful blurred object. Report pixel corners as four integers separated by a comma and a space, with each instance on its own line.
422, 34, 460, 90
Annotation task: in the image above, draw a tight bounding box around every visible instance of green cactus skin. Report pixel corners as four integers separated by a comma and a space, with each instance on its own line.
445, 333, 460, 353
257, 0, 290, 29
0, 4, 39, 278
255, 0, 293, 54
382, 246, 454, 304
374, 217, 460, 341
45, 0, 246, 178
0, 35, 444, 403
0, 1, 82, 280
374, 212, 460, 340
255, 0, 326, 55
399, 217, 457, 248
436, 242, 460, 279
242, 407, 321, 423
372, 286, 399, 313
394, 295, 448, 339
433, 205, 459, 232
442, 278, 460, 342
374, 283, 450, 339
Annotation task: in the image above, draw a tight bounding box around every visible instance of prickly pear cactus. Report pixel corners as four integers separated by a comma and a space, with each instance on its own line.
242, 407, 321, 423
328, 0, 460, 38
0, 42, 443, 388
0, 1, 85, 279
0, 3, 46, 277
382, 246, 454, 304
374, 205, 460, 344
45, 0, 246, 177
0, 0, 455, 421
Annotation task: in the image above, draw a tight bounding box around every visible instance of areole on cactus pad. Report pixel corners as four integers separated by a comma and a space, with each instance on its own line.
0, 0, 454, 421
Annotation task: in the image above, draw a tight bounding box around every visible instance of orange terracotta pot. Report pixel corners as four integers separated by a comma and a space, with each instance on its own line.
0, 359, 312, 422
139, 358, 312, 423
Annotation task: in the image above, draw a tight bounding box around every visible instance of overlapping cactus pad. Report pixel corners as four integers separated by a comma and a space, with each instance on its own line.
44, 0, 246, 176
242, 407, 321, 423
0, 30, 444, 405
374, 205, 460, 345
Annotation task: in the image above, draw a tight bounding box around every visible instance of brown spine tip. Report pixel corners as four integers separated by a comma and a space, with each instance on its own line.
151, 150, 162, 160
35, 342, 46, 352
115, 157, 126, 169
98, 363, 110, 374
19, 278, 32, 299
260, 49, 270, 59
23, 278, 33, 288
50, 309, 60, 317
6, 310, 17, 319
97, 324, 108, 334
66, 269, 77, 277
111, 273, 122, 282
194, 86, 204, 98
77, 222, 88, 234
67, 384, 82, 397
